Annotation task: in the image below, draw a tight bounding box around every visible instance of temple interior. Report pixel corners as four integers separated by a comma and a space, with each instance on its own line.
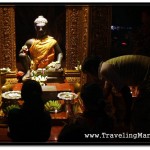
0, 3, 150, 144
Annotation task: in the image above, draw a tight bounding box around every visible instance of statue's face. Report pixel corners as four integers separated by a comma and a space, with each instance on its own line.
35, 24, 48, 38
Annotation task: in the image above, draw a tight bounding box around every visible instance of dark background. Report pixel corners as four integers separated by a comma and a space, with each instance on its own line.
15, 5, 66, 61
111, 5, 150, 57
15, 4, 150, 61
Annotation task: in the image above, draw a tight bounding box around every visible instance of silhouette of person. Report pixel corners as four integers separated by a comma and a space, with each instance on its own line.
81, 55, 150, 128
7, 79, 52, 142
58, 83, 113, 143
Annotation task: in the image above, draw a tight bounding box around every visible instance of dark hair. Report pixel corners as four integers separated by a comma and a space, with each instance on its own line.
80, 82, 105, 110
81, 55, 103, 76
21, 79, 44, 111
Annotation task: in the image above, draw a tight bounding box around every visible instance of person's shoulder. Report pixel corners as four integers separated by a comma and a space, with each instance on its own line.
47, 36, 57, 44
67, 113, 87, 126
42, 111, 52, 121
44, 110, 51, 116
8, 108, 22, 118
9, 108, 21, 113
48, 36, 54, 39
25, 38, 35, 47
47, 36, 57, 41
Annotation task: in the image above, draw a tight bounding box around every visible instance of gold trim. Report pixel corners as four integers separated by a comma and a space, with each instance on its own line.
0, 6, 16, 71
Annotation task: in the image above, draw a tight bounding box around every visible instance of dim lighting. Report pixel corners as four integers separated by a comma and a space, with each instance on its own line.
111, 25, 132, 31
121, 42, 127, 46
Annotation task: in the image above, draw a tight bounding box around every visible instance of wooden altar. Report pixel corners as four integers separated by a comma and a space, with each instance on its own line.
0, 80, 83, 142
0, 4, 112, 143
0, 4, 111, 84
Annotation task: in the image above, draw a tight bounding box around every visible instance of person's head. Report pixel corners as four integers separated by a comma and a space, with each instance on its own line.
21, 79, 44, 110
81, 55, 103, 81
34, 16, 48, 38
80, 82, 105, 112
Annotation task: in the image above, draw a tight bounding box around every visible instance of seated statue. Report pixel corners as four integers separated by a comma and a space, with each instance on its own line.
19, 16, 63, 81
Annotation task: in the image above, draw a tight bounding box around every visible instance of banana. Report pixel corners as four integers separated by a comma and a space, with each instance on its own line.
45, 100, 61, 111
46, 101, 51, 107
44, 104, 49, 111
4, 104, 20, 114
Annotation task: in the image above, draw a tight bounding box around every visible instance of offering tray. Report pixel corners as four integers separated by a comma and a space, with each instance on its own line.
2, 91, 21, 100
1, 91, 21, 117
57, 92, 78, 100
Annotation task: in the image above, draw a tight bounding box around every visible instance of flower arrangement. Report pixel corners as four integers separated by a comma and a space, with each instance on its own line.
30, 69, 47, 86
75, 61, 81, 71
0, 67, 11, 73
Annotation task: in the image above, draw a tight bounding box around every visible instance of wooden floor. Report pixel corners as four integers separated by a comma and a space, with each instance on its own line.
0, 125, 63, 143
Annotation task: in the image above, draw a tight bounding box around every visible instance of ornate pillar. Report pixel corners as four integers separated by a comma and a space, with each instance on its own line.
66, 6, 90, 68
65, 5, 112, 85
65, 6, 89, 85
0, 6, 16, 71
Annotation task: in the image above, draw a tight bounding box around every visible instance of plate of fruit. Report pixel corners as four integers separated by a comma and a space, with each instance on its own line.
44, 100, 62, 113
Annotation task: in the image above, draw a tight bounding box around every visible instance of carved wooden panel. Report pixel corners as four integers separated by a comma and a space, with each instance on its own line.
66, 5, 112, 85
0, 5, 111, 87
66, 6, 81, 70
0, 6, 16, 71
80, 6, 89, 85
66, 6, 90, 85
65, 77, 80, 84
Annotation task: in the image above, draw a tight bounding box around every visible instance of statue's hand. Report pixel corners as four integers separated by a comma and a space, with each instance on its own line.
47, 61, 61, 70
54, 61, 61, 69
19, 45, 29, 57
22, 45, 28, 53
22, 45, 28, 50
19, 52, 27, 57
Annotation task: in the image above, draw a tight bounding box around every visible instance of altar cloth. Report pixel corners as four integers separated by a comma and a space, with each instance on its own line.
12, 83, 73, 101
42, 86, 57, 91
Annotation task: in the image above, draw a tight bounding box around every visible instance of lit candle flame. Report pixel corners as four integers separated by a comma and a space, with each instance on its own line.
55, 109, 58, 113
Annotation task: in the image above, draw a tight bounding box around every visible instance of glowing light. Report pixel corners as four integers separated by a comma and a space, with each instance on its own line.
55, 109, 58, 113
121, 42, 127, 46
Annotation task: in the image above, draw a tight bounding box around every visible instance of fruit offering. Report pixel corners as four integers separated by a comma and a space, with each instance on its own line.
3, 104, 20, 116
44, 100, 62, 112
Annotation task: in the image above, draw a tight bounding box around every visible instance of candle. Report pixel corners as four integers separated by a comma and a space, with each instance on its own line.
54, 109, 58, 119
55, 109, 58, 113
54, 137, 57, 141
66, 109, 69, 113
70, 94, 73, 100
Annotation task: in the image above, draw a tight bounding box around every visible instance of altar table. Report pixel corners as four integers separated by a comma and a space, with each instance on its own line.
12, 82, 75, 122
0, 82, 80, 142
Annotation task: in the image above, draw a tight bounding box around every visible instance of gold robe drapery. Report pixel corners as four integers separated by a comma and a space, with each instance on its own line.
29, 36, 57, 70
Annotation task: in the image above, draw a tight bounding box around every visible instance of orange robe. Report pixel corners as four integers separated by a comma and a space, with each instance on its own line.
29, 36, 56, 70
